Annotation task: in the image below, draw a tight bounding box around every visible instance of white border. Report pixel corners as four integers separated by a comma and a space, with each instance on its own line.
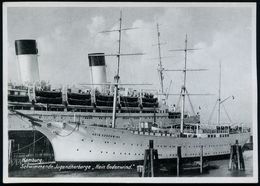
2, 2, 258, 183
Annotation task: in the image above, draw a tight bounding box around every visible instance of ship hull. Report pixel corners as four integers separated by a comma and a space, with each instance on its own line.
34, 121, 250, 163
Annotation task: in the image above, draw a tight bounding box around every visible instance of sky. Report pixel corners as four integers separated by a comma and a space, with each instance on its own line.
6, 3, 256, 125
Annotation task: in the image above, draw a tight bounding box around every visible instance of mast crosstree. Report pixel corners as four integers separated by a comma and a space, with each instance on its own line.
208, 61, 235, 126
168, 35, 206, 134
97, 11, 145, 128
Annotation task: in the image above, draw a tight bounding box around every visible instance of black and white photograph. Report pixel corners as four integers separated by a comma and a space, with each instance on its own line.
2, 2, 257, 183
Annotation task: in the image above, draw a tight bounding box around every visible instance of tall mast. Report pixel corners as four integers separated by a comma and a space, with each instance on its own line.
96, 11, 144, 128
217, 61, 221, 125
180, 34, 188, 134
156, 23, 164, 94
168, 34, 204, 134
111, 11, 123, 128
116, 11, 122, 83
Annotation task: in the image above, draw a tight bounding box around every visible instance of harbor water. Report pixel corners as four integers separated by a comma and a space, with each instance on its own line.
9, 150, 253, 177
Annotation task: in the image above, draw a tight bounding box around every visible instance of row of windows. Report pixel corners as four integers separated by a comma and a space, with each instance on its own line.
220, 134, 229, 137
91, 133, 120, 138
208, 144, 229, 147
38, 115, 167, 120
78, 150, 229, 156
208, 134, 229, 138
88, 139, 230, 149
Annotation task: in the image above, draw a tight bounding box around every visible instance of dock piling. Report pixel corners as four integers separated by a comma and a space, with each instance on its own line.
177, 146, 182, 176
229, 140, 245, 171
142, 140, 158, 177
200, 145, 203, 174
8, 139, 14, 166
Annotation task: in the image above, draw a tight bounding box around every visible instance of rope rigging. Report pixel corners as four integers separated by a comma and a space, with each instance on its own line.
222, 103, 233, 123
186, 89, 196, 116
11, 135, 45, 154
54, 123, 79, 137
208, 99, 218, 124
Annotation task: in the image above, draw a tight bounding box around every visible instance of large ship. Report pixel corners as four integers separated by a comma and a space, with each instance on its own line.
8, 12, 251, 165
8, 13, 199, 133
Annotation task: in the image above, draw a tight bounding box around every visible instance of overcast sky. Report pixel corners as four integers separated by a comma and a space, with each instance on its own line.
6, 3, 256, 125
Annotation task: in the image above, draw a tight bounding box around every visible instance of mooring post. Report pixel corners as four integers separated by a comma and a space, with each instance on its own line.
200, 145, 203, 174
33, 130, 36, 158
239, 145, 245, 170
8, 139, 14, 166
228, 145, 233, 170
236, 143, 241, 170
177, 146, 182, 176
142, 140, 157, 177
150, 140, 154, 177
142, 151, 147, 177
229, 139, 245, 171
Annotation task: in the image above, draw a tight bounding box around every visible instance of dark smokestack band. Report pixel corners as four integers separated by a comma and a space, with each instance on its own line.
15, 40, 38, 55
88, 53, 106, 66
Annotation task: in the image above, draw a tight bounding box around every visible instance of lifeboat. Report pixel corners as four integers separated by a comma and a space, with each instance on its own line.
120, 96, 138, 102
68, 98, 91, 106
96, 99, 113, 107
121, 101, 139, 107
67, 92, 91, 100
35, 90, 62, 98
36, 96, 62, 104
8, 95, 29, 102
96, 94, 114, 102
142, 102, 159, 108
142, 97, 158, 103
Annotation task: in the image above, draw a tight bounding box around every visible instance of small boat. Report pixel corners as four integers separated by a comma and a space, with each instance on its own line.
36, 96, 62, 104
182, 161, 209, 172
35, 90, 62, 98
68, 98, 91, 106
8, 95, 29, 102
67, 92, 91, 100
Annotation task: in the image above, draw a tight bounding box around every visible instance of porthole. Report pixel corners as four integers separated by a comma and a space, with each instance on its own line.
77, 149, 79, 151
89, 150, 91, 152
91, 140, 93, 142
